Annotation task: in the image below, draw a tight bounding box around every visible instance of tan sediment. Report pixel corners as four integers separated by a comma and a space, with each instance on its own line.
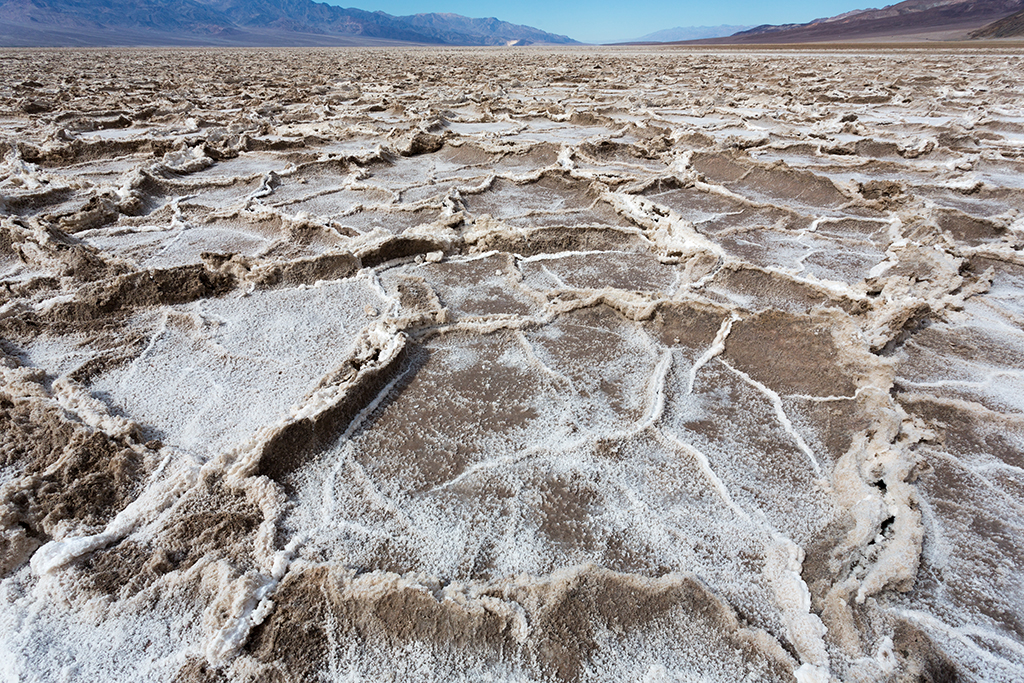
238, 564, 795, 683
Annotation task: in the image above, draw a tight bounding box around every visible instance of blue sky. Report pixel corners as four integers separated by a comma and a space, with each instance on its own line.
336, 1, 873, 43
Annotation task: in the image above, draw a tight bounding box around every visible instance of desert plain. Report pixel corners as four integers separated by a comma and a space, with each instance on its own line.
0, 46, 1023, 682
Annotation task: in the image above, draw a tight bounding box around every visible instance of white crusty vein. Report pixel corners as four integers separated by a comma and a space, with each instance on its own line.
688, 312, 739, 394
721, 359, 824, 479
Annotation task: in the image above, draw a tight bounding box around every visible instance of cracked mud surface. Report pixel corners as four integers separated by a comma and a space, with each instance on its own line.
1, 46, 1024, 682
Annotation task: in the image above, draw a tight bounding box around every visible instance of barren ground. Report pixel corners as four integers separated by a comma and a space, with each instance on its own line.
1, 46, 1023, 682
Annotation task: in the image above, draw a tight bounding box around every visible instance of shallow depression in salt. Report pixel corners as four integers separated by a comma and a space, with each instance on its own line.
45, 277, 386, 459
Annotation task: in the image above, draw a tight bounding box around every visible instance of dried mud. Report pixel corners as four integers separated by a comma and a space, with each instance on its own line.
1, 46, 1023, 682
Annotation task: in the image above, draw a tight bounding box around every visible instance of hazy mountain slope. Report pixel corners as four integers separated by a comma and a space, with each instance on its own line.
712, 0, 1024, 43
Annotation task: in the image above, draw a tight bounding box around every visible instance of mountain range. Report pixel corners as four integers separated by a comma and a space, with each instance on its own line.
0, 0, 579, 46
4, 0, 1023, 47
707, 0, 1024, 43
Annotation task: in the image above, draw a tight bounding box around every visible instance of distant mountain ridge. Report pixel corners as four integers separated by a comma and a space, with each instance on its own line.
0, 0, 580, 46
707, 0, 1024, 43
629, 25, 753, 43
399, 12, 577, 46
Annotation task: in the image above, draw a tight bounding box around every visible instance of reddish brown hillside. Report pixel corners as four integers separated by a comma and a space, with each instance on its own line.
703, 0, 1024, 43
971, 7, 1024, 35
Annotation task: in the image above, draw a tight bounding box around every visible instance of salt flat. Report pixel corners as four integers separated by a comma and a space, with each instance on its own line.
1, 46, 1023, 683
